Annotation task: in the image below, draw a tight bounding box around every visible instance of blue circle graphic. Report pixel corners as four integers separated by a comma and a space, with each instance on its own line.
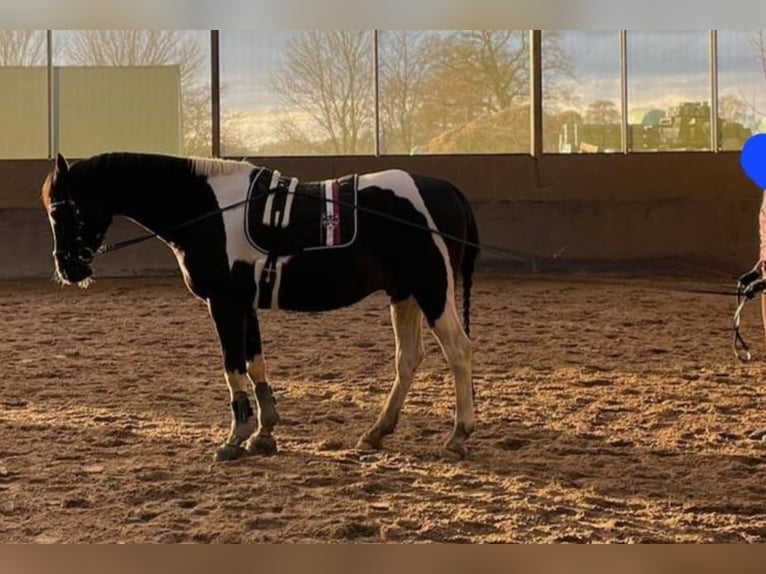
741, 133, 766, 189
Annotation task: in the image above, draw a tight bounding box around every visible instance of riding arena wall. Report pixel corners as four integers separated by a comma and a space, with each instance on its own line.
0, 153, 758, 279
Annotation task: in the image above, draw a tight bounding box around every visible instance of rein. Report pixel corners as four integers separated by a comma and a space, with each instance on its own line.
93, 184, 762, 363
99, 195, 255, 254
733, 263, 766, 362
635, 278, 764, 363
99, 188, 531, 263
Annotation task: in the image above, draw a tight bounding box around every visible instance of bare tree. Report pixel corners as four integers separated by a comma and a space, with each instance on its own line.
0, 30, 46, 66
252, 117, 329, 156
425, 104, 531, 153
454, 30, 529, 110
742, 32, 766, 130
378, 31, 436, 154
411, 30, 574, 151
270, 31, 374, 154
66, 30, 203, 83
426, 31, 573, 118
749, 31, 766, 83
182, 83, 220, 157
719, 93, 749, 126
585, 100, 620, 124
65, 30, 217, 156
267, 29, 574, 154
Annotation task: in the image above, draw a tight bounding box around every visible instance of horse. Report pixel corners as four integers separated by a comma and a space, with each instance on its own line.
41, 152, 479, 461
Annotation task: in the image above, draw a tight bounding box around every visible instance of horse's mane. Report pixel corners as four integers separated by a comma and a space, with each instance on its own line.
191, 157, 254, 178
40, 172, 54, 209
41, 154, 253, 207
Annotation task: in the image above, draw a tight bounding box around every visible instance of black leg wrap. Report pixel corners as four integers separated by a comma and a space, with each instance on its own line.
254, 382, 277, 406
231, 391, 254, 424
253, 381, 280, 432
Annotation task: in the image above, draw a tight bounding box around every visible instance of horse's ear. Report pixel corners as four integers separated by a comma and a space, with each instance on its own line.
55, 153, 69, 177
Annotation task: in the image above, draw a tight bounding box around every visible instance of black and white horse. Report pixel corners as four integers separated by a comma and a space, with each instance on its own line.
42, 152, 479, 461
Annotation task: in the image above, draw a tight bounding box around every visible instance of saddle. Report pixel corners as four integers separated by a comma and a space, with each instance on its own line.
244, 168, 358, 256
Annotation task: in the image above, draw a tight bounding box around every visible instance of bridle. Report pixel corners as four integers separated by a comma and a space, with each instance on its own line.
97, 185, 531, 263
48, 196, 104, 268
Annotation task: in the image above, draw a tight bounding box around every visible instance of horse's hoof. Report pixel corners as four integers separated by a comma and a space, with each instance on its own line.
215, 443, 245, 462
245, 434, 278, 456
442, 441, 468, 461
356, 434, 382, 452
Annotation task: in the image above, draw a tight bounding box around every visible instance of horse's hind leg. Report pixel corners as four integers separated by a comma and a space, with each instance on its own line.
243, 310, 280, 456
209, 296, 258, 462
357, 297, 424, 451
430, 300, 474, 460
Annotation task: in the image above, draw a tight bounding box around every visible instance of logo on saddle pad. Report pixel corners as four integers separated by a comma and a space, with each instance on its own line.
244, 168, 359, 256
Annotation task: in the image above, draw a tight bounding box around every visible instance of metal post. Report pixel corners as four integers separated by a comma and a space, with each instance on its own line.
373, 29, 381, 157
211, 30, 221, 158
529, 30, 543, 158
619, 30, 629, 154
47, 30, 54, 159
709, 30, 719, 152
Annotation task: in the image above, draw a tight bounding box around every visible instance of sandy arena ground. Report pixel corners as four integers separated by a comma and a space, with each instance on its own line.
3, 273, 766, 543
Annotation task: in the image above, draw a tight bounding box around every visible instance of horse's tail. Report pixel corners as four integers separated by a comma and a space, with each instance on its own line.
456, 189, 480, 338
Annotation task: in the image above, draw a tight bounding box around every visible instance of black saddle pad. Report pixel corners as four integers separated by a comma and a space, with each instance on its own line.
244, 168, 358, 255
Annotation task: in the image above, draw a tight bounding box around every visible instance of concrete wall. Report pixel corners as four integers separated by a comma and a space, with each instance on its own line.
0, 153, 759, 279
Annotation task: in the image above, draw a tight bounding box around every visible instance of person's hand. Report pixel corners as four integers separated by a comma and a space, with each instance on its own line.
738, 265, 763, 297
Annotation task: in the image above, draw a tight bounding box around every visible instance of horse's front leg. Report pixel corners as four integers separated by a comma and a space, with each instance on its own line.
209, 295, 258, 462
243, 310, 280, 456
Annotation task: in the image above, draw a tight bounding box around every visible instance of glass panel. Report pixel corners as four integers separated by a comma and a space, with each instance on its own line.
718, 30, 765, 151
0, 30, 48, 159
220, 30, 375, 156
379, 30, 530, 154
543, 31, 621, 153
53, 30, 211, 158
627, 31, 711, 152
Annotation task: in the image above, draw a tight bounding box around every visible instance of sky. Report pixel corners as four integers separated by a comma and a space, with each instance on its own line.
554, 31, 765, 113
12, 30, 766, 148
215, 30, 766, 145
42, 30, 766, 113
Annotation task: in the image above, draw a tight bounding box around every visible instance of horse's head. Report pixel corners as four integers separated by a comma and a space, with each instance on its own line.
42, 154, 111, 288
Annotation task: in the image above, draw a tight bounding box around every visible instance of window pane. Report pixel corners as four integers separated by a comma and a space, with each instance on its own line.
53, 30, 211, 158
220, 31, 375, 156
718, 30, 764, 151
379, 30, 530, 155
543, 30, 620, 153
627, 31, 711, 152
0, 30, 48, 159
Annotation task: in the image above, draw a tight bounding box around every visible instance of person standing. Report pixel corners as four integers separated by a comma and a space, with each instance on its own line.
739, 134, 766, 350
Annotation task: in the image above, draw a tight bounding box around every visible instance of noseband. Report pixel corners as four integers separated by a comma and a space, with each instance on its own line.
49, 198, 103, 267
